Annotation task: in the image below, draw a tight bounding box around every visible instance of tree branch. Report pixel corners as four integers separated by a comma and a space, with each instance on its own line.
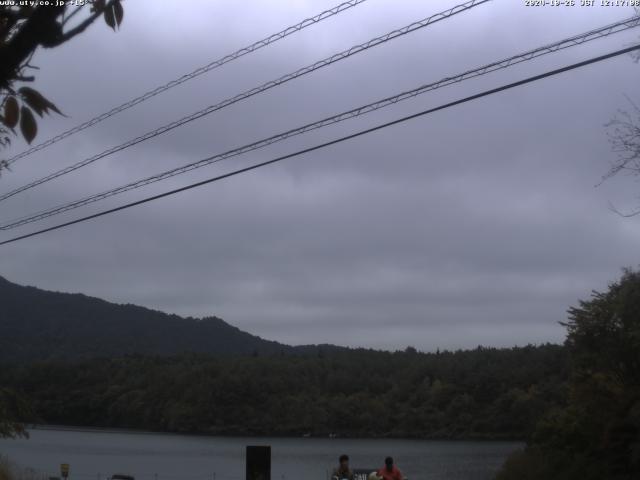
608, 200, 640, 218
0, 2, 115, 88
61, 4, 84, 27
53, 1, 116, 47
0, 6, 65, 88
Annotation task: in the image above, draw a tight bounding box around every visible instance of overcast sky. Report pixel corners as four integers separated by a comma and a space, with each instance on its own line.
1, 0, 639, 351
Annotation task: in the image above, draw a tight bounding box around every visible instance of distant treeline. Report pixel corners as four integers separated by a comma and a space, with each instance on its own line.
0, 344, 567, 439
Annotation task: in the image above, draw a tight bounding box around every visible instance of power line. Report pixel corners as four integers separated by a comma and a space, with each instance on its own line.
1, 43, 638, 248
2, 14, 638, 230
0, 0, 490, 203
2, 0, 370, 167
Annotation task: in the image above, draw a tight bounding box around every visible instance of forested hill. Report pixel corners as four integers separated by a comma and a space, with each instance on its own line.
0, 275, 572, 440
0, 275, 312, 361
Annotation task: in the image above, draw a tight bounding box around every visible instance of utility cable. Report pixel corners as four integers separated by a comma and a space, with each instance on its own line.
2, 0, 371, 166
1, 43, 637, 247
2, 14, 638, 230
0, 0, 490, 203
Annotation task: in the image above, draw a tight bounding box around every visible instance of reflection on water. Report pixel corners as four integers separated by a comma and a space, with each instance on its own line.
0, 428, 521, 480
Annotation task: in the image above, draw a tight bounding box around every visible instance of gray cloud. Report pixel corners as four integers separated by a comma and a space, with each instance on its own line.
1, 0, 639, 351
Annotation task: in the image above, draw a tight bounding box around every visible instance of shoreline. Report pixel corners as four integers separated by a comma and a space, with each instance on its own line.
26, 424, 524, 443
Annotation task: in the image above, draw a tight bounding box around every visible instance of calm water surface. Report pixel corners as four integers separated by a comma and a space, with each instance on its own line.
0, 429, 521, 480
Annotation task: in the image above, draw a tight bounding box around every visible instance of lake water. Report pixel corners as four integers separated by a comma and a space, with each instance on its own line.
0, 428, 521, 480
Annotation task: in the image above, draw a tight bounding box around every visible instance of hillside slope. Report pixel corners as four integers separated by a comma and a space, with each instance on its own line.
0, 276, 294, 361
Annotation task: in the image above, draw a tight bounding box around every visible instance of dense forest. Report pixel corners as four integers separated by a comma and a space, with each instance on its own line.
0, 344, 567, 439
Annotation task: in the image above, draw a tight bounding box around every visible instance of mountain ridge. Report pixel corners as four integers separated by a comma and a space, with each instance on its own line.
0, 275, 338, 362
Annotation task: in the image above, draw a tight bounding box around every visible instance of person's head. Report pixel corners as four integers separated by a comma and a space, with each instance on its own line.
384, 457, 394, 471
339, 454, 349, 469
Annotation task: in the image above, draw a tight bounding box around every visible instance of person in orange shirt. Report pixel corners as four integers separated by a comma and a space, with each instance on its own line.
377, 457, 403, 480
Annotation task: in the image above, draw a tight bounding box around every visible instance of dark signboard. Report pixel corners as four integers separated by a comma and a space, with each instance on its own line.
246, 445, 271, 480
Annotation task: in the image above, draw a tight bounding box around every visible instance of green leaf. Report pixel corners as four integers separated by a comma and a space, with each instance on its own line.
113, 0, 124, 27
104, 5, 116, 30
19, 106, 37, 144
3, 97, 19, 129
18, 87, 63, 117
